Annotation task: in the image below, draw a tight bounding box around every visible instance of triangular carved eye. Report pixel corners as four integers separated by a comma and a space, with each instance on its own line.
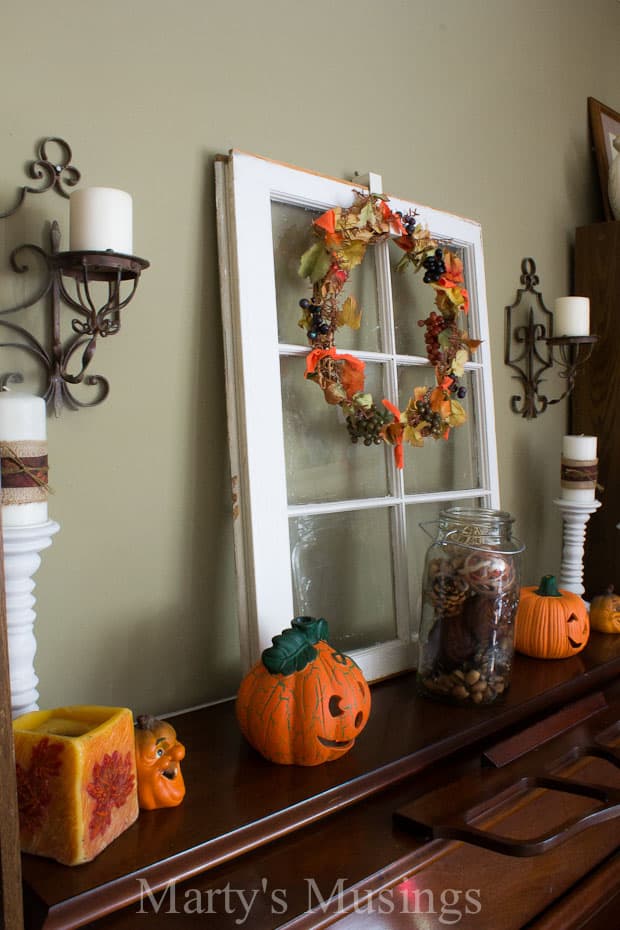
566, 614, 578, 624
328, 695, 344, 717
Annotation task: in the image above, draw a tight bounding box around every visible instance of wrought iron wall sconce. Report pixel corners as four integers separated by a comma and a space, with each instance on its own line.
504, 258, 597, 419
0, 137, 149, 414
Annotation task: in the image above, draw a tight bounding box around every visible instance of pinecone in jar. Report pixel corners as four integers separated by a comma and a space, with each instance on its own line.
430, 567, 470, 617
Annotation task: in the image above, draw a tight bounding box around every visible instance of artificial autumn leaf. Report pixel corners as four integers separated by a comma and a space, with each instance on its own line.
412, 230, 437, 260
430, 387, 451, 418
443, 251, 464, 283
386, 210, 406, 236
353, 392, 374, 409
336, 240, 367, 270
403, 425, 426, 448
448, 398, 467, 428
358, 200, 376, 227
299, 242, 332, 283
434, 289, 452, 314
394, 234, 415, 254
340, 358, 365, 398
451, 349, 469, 378
338, 210, 366, 231
324, 382, 348, 405
464, 337, 482, 353
340, 295, 361, 329
324, 231, 345, 250
432, 281, 460, 305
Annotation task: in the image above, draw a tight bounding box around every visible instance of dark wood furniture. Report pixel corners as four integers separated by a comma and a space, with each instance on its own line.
18, 635, 620, 930
571, 221, 620, 598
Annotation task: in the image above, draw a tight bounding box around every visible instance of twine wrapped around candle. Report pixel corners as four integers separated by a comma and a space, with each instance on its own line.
561, 456, 598, 491
0, 441, 50, 505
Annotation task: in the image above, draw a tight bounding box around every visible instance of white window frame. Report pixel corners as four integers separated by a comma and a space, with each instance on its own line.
216, 150, 499, 681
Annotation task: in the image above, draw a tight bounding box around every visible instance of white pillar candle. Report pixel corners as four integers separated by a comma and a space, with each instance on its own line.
554, 297, 590, 337
0, 393, 48, 526
561, 434, 597, 501
69, 187, 133, 254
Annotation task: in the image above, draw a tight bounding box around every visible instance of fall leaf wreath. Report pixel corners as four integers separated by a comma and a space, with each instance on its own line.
298, 192, 481, 469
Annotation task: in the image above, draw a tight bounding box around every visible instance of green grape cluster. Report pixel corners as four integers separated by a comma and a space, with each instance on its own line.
345, 406, 392, 446
413, 396, 445, 438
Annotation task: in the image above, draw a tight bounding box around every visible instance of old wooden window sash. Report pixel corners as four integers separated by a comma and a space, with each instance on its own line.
216, 151, 499, 682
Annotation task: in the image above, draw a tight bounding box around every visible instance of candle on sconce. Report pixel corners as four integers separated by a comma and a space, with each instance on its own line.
554, 297, 590, 337
69, 186, 133, 254
561, 434, 598, 501
0, 392, 48, 526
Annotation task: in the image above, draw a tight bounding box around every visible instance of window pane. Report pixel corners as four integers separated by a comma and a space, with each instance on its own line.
272, 201, 381, 351
289, 508, 397, 652
391, 241, 469, 357
397, 366, 480, 493
281, 355, 390, 504
406, 497, 485, 641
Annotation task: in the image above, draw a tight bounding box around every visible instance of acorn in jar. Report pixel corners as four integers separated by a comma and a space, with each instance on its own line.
417, 507, 524, 705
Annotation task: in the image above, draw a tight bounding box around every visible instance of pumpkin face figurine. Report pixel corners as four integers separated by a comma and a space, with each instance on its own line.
589, 586, 620, 634
134, 715, 186, 810
515, 574, 590, 659
236, 617, 371, 766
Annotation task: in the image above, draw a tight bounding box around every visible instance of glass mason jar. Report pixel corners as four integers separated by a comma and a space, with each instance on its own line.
417, 507, 524, 706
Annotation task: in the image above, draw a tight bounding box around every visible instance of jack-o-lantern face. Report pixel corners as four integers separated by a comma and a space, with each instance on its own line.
566, 612, 589, 650
515, 575, 590, 659
236, 617, 371, 766
134, 715, 186, 810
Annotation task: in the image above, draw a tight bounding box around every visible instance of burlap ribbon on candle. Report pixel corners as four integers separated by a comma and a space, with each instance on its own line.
561, 456, 598, 490
0, 440, 49, 505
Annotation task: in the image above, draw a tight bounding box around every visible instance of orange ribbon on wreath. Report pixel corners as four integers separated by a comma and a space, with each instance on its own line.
381, 398, 405, 471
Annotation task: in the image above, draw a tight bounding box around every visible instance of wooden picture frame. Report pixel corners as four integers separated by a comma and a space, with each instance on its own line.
588, 96, 620, 221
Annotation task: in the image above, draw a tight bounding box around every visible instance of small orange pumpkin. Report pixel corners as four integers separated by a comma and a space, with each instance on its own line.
134, 715, 186, 810
589, 585, 620, 634
515, 574, 590, 659
236, 617, 371, 766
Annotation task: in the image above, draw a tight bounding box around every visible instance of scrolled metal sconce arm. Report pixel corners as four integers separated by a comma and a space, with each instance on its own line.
504, 258, 597, 420
0, 137, 149, 415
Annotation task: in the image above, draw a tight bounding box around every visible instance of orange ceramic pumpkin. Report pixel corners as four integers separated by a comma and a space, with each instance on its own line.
589, 586, 620, 634
515, 574, 590, 659
236, 617, 371, 766
134, 715, 186, 810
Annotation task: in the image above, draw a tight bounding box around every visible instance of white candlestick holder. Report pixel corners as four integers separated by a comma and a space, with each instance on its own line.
3, 519, 60, 718
553, 498, 601, 597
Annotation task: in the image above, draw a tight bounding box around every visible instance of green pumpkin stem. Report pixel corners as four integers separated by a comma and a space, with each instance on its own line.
535, 574, 562, 598
262, 617, 330, 675
290, 616, 329, 643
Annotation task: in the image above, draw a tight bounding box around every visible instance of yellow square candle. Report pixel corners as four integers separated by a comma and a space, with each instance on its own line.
13, 706, 139, 865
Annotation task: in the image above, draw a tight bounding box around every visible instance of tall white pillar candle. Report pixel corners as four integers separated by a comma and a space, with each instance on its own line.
0, 393, 48, 526
554, 297, 590, 337
70, 187, 133, 254
561, 434, 597, 501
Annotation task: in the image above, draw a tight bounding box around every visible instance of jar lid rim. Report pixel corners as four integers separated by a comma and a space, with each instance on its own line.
439, 506, 514, 524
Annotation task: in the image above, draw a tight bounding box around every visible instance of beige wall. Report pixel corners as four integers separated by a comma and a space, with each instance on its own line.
1, 0, 619, 714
